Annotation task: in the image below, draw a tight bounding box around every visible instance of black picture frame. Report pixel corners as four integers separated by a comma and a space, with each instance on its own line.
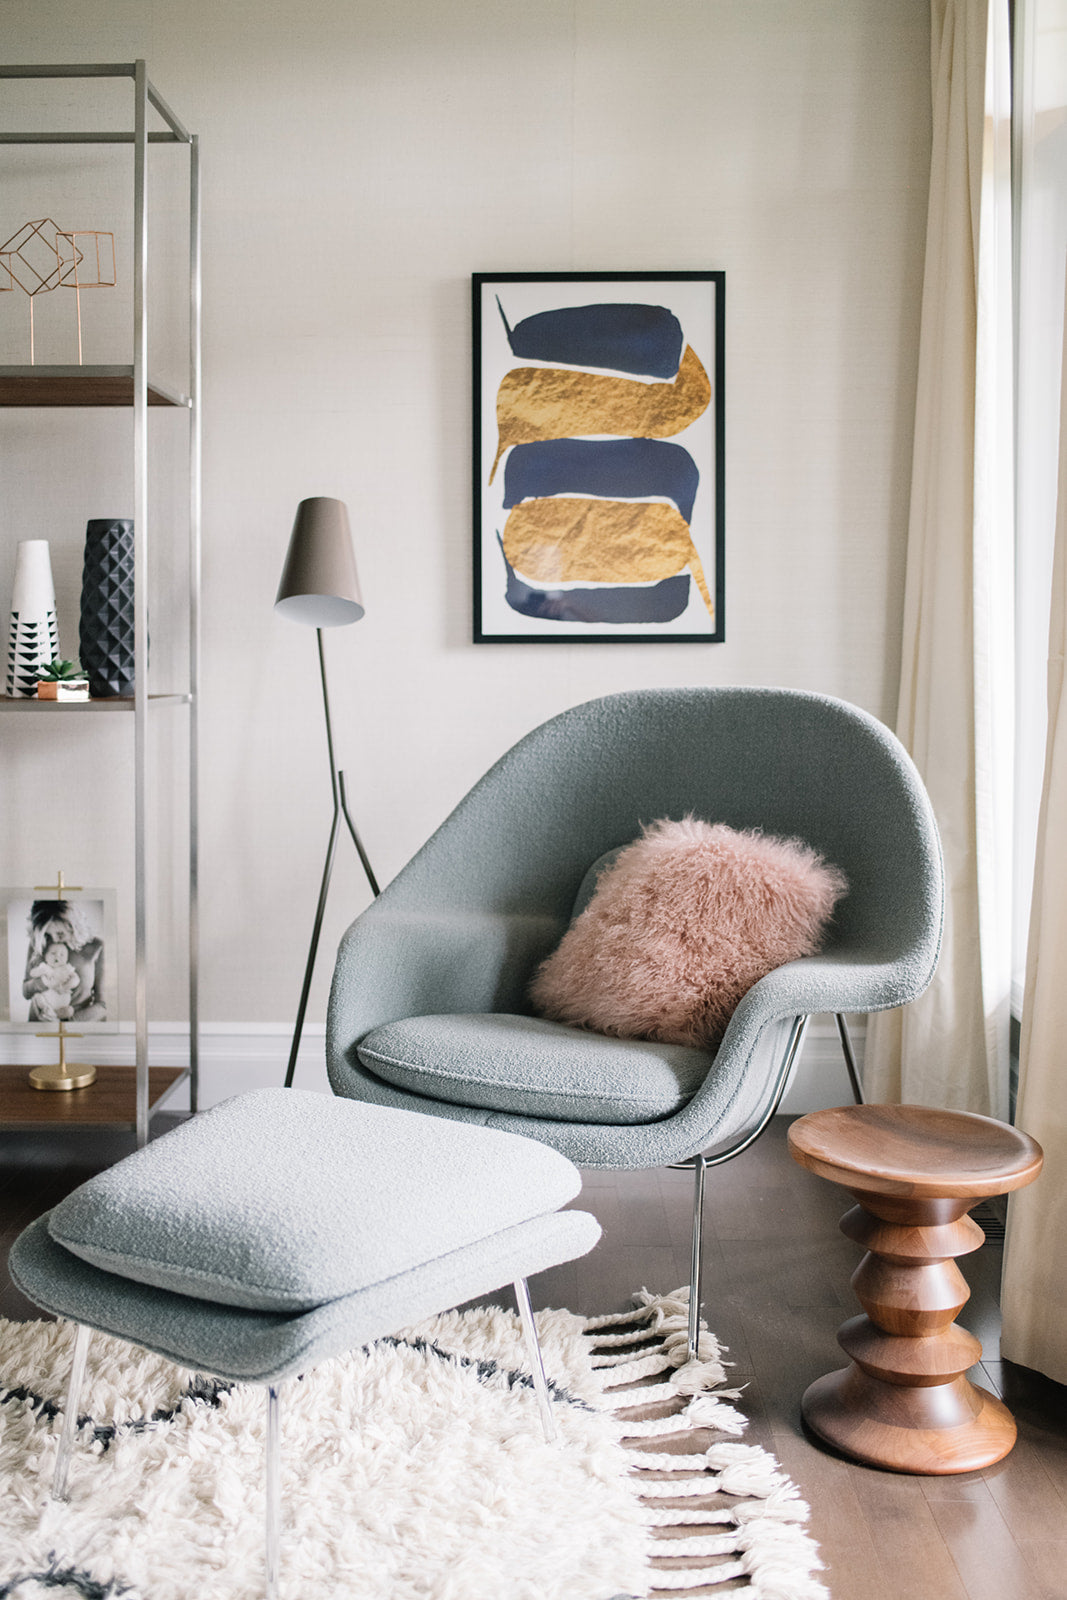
473, 270, 725, 644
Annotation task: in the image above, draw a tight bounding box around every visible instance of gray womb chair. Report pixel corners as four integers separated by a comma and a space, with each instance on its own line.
326, 687, 944, 1354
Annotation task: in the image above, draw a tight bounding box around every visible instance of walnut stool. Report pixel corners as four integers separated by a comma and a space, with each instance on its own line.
788, 1104, 1042, 1475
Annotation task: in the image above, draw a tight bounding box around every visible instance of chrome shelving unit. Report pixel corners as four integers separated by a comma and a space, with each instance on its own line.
0, 63, 200, 1145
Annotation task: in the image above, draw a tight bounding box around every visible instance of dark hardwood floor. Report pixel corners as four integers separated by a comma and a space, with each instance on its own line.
2, 1114, 1065, 1599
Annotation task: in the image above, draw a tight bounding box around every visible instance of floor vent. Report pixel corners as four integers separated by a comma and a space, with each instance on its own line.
971, 1199, 1006, 1244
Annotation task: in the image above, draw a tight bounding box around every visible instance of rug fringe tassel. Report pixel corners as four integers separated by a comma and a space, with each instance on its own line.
640, 1487, 813, 1526
633, 1474, 733, 1498
583, 1325, 669, 1349
652, 1519, 824, 1561
581, 1290, 829, 1600
607, 1379, 744, 1407
643, 1557, 747, 1590
582, 1289, 692, 1332
647, 1555, 829, 1598
621, 1395, 749, 1438
628, 1450, 788, 1488
593, 1349, 677, 1376
587, 1287, 731, 1395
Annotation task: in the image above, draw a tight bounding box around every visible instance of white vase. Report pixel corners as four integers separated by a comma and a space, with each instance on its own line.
6, 540, 59, 698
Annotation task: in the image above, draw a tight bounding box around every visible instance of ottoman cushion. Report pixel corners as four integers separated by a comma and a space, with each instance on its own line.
46, 1089, 585, 1313
12, 1205, 600, 1384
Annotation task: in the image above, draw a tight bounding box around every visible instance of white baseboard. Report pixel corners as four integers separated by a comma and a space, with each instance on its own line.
0, 1023, 332, 1106
0, 1014, 864, 1115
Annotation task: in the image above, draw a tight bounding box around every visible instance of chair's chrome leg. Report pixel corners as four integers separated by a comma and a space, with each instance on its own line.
514, 1277, 557, 1445
265, 1383, 281, 1600
52, 1323, 92, 1502
835, 1012, 864, 1104
688, 1152, 707, 1359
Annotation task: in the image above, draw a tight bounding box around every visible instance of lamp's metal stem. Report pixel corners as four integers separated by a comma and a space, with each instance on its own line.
284, 629, 378, 1090
317, 628, 340, 809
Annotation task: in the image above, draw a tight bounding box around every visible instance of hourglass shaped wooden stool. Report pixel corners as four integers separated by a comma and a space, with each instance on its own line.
788, 1104, 1042, 1475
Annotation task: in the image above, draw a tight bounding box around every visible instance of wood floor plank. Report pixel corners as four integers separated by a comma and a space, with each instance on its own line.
769, 1431, 890, 1600
1018, 1539, 1067, 1591
926, 1494, 1063, 1600
845, 1464, 970, 1600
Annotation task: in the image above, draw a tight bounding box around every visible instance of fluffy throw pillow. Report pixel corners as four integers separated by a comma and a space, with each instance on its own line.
530, 817, 848, 1049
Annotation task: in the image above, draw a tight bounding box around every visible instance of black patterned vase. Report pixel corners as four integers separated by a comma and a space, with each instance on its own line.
79, 518, 135, 697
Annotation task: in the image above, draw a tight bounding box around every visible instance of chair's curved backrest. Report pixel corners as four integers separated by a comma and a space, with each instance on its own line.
377, 686, 941, 963
328, 687, 943, 1066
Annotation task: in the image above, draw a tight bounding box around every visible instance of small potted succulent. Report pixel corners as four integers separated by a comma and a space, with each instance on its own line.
36, 658, 90, 701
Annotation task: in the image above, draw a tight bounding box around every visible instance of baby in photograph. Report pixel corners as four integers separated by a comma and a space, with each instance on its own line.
28, 940, 79, 1021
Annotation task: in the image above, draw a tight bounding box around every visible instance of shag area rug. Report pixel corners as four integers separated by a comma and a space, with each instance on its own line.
0, 1288, 827, 1600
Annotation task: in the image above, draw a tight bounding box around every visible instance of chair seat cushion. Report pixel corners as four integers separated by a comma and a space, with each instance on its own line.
358, 1012, 715, 1124
46, 1089, 584, 1314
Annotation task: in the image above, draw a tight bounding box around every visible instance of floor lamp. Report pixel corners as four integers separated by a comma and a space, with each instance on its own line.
275, 496, 380, 1089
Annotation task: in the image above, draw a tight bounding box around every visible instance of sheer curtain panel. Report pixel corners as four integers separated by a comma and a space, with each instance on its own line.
864, 0, 1014, 1117
1000, 267, 1067, 1385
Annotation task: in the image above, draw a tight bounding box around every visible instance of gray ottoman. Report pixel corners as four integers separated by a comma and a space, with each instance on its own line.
8, 1090, 601, 1597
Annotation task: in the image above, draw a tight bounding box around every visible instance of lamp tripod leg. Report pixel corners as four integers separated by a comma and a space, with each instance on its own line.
284, 807, 340, 1089
338, 771, 380, 898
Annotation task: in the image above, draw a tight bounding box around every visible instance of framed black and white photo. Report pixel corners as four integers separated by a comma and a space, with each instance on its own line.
473, 271, 725, 643
1, 888, 118, 1031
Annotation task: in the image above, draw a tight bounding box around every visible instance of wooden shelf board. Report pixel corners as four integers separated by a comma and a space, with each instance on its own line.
0, 694, 191, 712
0, 368, 188, 407
0, 1064, 186, 1128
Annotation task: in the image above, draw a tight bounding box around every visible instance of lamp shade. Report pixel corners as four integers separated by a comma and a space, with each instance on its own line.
274, 497, 364, 627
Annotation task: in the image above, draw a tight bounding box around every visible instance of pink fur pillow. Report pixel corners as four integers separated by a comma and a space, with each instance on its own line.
530, 817, 847, 1049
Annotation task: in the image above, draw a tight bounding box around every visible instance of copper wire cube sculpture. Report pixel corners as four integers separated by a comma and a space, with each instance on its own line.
58, 231, 115, 363
0, 220, 114, 363
0, 219, 65, 362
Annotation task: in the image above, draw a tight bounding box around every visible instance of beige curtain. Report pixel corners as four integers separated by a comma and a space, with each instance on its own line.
864, 0, 1014, 1117
1000, 274, 1067, 1385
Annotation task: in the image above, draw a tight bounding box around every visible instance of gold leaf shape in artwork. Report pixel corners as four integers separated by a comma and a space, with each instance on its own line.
501, 498, 714, 619
490, 345, 711, 480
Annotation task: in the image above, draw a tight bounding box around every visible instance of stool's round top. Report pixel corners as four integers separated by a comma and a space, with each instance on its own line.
787, 1104, 1043, 1199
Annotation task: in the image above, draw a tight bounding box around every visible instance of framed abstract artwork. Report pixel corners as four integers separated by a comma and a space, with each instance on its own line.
473, 271, 725, 643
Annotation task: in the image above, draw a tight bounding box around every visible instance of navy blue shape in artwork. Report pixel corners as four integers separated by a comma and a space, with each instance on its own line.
502, 439, 699, 525
497, 299, 683, 379
498, 536, 691, 625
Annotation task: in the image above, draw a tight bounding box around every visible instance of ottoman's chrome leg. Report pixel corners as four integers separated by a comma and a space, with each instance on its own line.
514, 1277, 557, 1445
53, 1323, 92, 1501
266, 1384, 281, 1600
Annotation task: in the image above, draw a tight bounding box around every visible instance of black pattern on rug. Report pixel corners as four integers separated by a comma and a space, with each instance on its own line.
1, 1335, 591, 1456
0, 1557, 132, 1597
0, 1374, 233, 1453
380, 1333, 595, 1411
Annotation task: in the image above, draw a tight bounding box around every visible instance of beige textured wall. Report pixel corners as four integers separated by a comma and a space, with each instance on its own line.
0, 0, 930, 1030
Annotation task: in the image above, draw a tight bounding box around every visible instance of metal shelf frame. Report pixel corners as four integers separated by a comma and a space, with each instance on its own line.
1, 63, 201, 1145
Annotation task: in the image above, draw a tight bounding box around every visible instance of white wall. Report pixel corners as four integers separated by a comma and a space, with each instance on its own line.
0, 2, 930, 1066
